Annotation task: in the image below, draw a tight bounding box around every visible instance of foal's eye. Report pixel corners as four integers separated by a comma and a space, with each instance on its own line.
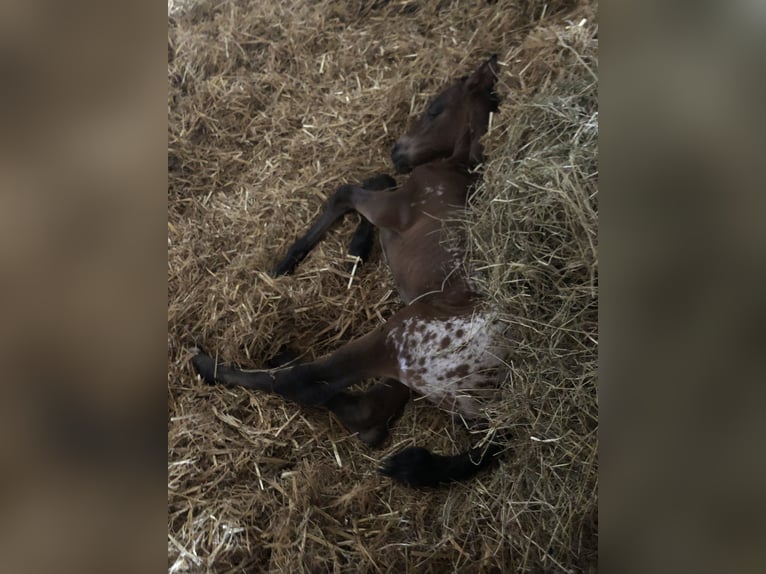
426, 102, 444, 120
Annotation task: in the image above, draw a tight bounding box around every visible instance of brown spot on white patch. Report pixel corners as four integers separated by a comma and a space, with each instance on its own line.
386, 312, 505, 416
445, 364, 470, 380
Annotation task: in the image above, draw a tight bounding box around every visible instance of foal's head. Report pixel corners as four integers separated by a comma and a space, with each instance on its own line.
391, 55, 500, 173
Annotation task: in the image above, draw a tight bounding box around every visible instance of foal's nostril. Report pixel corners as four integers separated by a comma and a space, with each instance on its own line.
391, 140, 412, 173
391, 143, 401, 162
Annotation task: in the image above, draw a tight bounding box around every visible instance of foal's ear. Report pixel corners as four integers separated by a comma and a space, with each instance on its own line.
450, 124, 486, 168
449, 124, 474, 167
465, 54, 499, 92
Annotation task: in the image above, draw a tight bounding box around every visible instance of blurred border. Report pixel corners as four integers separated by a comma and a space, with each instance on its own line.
602, 0, 765, 572
0, 0, 764, 571
0, 0, 166, 572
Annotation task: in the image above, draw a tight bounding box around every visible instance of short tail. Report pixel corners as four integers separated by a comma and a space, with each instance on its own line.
379, 432, 508, 487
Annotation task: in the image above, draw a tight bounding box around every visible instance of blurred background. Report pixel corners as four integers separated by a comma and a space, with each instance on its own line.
0, 0, 762, 572
601, 1, 766, 572
0, 0, 166, 572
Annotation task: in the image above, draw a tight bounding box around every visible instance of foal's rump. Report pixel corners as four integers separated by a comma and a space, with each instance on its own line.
385, 304, 505, 418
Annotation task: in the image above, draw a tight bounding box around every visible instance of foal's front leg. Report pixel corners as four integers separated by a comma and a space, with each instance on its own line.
272, 174, 396, 276
346, 174, 397, 269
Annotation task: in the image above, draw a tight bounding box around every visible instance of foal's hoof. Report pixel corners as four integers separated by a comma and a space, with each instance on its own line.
191, 352, 217, 385
379, 447, 441, 487
272, 258, 297, 277
357, 425, 389, 448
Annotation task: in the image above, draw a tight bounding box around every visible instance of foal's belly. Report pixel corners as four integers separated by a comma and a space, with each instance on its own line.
380, 224, 464, 305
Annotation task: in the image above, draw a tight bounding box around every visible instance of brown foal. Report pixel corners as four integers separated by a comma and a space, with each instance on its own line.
193, 56, 507, 486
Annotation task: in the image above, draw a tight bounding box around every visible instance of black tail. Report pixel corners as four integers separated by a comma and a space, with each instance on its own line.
379, 432, 508, 487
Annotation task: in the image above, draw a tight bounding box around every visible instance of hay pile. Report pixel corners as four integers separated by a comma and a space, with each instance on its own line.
168, 0, 597, 572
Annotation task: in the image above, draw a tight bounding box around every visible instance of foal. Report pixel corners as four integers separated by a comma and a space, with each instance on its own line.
193, 56, 506, 486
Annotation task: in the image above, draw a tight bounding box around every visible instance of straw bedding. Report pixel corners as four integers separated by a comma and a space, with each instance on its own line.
168, 0, 597, 571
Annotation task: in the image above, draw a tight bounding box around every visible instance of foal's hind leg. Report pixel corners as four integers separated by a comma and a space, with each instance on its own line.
326, 379, 411, 446
273, 174, 396, 276
192, 326, 399, 407
263, 344, 411, 446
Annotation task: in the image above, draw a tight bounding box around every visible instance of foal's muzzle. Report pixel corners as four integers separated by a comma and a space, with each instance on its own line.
391, 142, 412, 174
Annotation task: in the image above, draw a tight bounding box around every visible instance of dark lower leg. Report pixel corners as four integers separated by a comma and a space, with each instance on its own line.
272, 185, 353, 275
273, 174, 395, 276
347, 217, 376, 270
192, 327, 398, 407
192, 352, 360, 406
326, 379, 411, 447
